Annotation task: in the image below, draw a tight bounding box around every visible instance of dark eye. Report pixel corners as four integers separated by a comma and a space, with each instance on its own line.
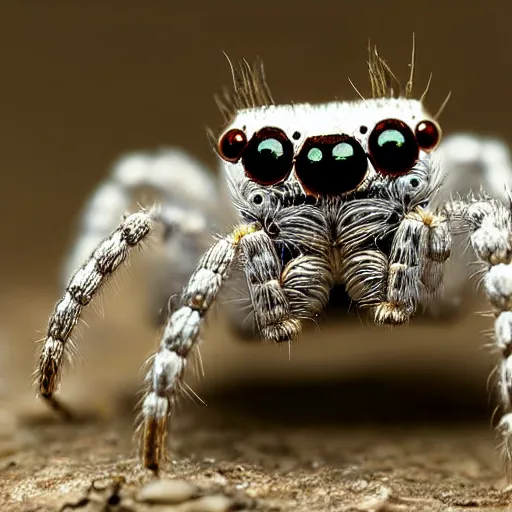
295, 134, 368, 196
368, 119, 419, 176
242, 127, 294, 185
415, 120, 441, 152
218, 128, 247, 163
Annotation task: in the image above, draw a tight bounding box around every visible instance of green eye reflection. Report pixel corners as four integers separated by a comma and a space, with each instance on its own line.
257, 138, 283, 159
368, 118, 419, 176
377, 129, 405, 148
294, 133, 368, 197
242, 126, 293, 185
307, 147, 323, 162
332, 142, 354, 160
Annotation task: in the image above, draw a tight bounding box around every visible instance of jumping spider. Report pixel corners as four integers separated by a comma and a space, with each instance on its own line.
36, 44, 512, 475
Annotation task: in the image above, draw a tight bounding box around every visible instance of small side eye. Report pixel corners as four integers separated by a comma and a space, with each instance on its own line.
218, 128, 247, 163
415, 120, 441, 152
368, 119, 419, 176
242, 127, 294, 186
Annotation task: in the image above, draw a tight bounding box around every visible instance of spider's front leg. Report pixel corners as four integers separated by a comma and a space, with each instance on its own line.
141, 224, 292, 471
446, 195, 512, 465
38, 209, 160, 416
373, 205, 452, 325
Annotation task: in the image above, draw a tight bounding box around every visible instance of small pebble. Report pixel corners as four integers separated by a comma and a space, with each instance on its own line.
137, 479, 198, 504
350, 479, 369, 492
211, 473, 227, 486
179, 494, 234, 512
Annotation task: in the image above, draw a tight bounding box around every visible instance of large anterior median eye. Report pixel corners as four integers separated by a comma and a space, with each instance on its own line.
242, 127, 294, 185
368, 119, 419, 176
294, 134, 368, 196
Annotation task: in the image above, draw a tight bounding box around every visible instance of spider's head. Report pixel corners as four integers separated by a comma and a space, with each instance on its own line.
213, 47, 443, 214
216, 98, 441, 206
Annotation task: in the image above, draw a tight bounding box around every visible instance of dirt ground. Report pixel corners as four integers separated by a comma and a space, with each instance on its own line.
2, 387, 512, 512
1, 289, 512, 512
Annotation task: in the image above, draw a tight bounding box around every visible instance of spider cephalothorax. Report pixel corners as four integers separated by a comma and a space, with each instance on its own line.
35, 44, 512, 479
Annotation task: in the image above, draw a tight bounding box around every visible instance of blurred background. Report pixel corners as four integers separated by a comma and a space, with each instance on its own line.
0, 1, 508, 423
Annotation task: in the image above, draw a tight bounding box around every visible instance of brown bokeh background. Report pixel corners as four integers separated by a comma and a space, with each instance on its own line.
0, 2, 508, 412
